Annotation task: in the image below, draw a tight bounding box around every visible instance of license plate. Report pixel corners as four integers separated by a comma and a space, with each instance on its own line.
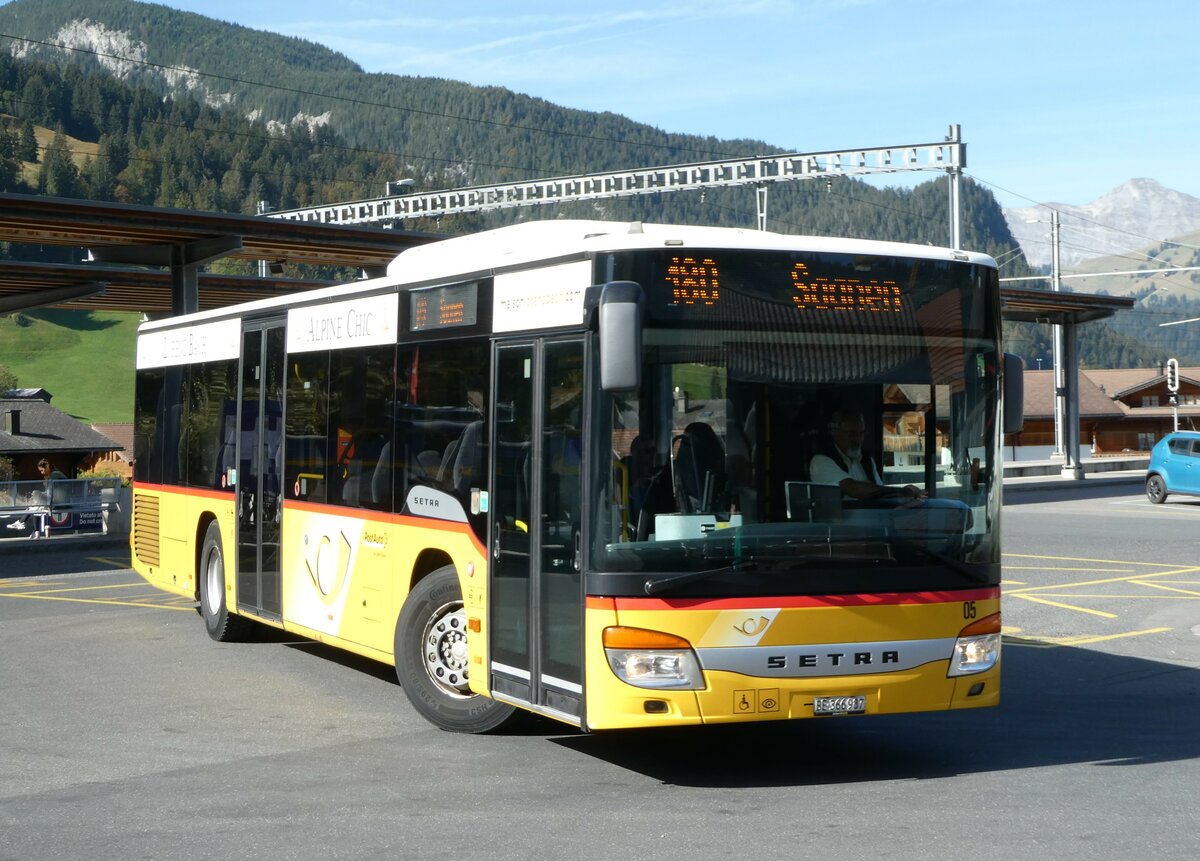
813, 695, 866, 716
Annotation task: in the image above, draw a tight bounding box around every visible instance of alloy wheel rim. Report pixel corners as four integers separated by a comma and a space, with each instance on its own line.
421, 600, 471, 698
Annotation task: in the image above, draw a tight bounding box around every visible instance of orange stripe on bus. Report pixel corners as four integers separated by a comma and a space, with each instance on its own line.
282, 499, 487, 556
131, 482, 234, 501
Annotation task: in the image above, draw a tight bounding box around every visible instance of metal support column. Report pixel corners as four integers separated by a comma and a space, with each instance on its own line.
1060, 321, 1084, 478
756, 185, 768, 231
91, 235, 244, 316
946, 124, 962, 250
1049, 210, 1068, 461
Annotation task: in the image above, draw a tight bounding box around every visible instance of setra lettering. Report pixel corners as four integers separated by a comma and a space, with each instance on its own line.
764, 650, 901, 670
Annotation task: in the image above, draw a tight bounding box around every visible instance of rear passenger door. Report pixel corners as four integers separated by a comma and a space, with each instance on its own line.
236, 318, 285, 620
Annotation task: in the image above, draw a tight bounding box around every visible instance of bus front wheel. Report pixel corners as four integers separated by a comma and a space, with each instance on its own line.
394, 565, 518, 733
199, 521, 251, 642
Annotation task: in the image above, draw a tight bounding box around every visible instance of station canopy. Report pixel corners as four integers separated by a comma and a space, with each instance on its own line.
999, 285, 1133, 326
0, 192, 437, 315
0, 192, 1135, 324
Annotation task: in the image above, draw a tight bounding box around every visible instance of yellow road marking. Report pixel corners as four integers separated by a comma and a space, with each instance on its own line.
0, 592, 195, 611
1004, 628, 1171, 648
1005, 566, 1200, 595
1010, 593, 1119, 618
1004, 553, 1177, 568
1047, 628, 1172, 646
1003, 636, 1058, 649
87, 556, 132, 569
1005, 566, 1136, 573
12, 582, 146, 596
1035, 592, 1200, 600
1131, 580, 1200, 598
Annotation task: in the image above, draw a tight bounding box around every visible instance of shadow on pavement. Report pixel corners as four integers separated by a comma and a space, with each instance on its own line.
551, 644, 1200, 787
0, 535, 130, 577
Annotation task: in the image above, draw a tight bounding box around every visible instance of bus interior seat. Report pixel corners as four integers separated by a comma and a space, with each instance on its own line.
673, 422, 726, 513
493, 438, 531, 529
634, 467, 673, 541
370, 442, 393, 506
436, 438, 460, 485
785, 481, 842, 522
340, 433, 387, 507
414, 449, 441, 482
451, 421, 483, 496
544, 430, 582, 522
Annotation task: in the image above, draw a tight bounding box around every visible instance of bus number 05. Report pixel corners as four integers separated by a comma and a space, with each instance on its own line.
963, 601, 976, 620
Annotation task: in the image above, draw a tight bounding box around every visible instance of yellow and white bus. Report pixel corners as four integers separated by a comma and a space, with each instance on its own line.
131, 219, 1020, 733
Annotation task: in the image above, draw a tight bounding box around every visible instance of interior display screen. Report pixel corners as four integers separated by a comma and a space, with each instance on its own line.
410, 282, 479, 331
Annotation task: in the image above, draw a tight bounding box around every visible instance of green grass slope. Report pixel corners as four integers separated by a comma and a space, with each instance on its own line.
0, 309, 138, 423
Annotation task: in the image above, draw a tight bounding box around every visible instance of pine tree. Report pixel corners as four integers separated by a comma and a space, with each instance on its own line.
0, 125, 19, 191
38, 128, 79, 198
19, 118, 37, 162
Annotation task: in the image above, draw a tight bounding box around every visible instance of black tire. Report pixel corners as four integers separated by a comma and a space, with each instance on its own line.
1146, 474, 1168, 505
198, 520, 252, 642
394, 565, 518, 733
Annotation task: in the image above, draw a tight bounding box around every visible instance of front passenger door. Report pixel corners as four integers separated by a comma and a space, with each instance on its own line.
488, 337, 585, 723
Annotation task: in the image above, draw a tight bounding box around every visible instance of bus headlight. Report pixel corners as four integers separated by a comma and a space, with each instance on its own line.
948, 613, 1001, 676
603, 626, 704, 690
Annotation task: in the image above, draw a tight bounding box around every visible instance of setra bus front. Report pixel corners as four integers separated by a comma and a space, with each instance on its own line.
575, 243, 1011, 729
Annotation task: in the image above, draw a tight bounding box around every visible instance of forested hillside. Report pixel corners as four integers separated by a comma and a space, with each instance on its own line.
0, 0, 1189, 370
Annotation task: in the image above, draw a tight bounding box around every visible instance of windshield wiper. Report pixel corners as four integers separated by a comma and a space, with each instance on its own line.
643, 559, 758, 596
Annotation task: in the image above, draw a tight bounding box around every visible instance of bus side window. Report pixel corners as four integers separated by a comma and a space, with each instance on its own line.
285, 351, 330, 504
327, 346, 395, 511
398, 340, 489, 512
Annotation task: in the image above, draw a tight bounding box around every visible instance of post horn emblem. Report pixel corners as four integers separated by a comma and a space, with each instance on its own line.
734, 615, 770, 637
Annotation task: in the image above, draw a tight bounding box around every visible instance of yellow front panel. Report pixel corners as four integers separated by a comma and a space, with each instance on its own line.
583, 591, 999, 730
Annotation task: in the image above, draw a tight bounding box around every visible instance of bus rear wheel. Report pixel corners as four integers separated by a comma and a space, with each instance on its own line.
199, 521, 252, 642
394, 565, 518, 733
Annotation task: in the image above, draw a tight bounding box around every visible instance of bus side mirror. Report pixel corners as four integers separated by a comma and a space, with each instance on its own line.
1002, 352, 1024, 435
598, 281, 643, 391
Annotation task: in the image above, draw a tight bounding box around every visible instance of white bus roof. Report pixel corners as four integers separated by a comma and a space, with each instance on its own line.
141, 219, 996, 332
387, 219, 994, 281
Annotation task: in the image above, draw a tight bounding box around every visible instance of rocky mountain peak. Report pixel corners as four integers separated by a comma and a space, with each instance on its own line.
1003, 179, 1200, 270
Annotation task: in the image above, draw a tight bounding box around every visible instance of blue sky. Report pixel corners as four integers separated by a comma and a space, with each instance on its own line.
79, 1, 1200, 208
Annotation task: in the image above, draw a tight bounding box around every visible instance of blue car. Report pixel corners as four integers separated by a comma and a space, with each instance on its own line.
1145, 431, 1200, 503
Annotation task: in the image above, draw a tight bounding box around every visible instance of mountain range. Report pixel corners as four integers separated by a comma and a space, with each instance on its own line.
1004, 179, 1200, 271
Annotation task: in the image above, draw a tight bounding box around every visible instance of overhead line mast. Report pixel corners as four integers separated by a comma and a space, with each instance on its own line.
267, 126, 966, 247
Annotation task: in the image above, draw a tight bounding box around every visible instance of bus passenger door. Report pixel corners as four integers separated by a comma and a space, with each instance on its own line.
236, 320, 285, 620
489, 338, 585, 723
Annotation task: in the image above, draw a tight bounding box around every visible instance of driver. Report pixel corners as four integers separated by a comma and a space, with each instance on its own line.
809, 408, 925, 502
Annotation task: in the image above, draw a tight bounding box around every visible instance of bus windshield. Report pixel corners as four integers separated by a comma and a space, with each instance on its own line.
588, 251, 1001, 597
